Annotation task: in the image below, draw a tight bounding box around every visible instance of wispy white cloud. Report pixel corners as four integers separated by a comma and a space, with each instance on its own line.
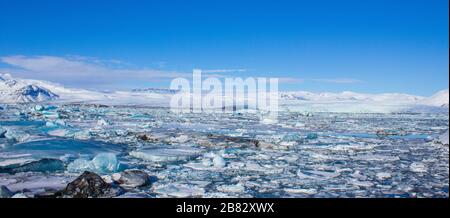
0, 55, 190, 89
311, 78, 363, 84
0, 55, 307, 90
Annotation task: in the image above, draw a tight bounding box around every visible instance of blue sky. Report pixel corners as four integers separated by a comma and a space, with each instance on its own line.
0, 0, 448, 95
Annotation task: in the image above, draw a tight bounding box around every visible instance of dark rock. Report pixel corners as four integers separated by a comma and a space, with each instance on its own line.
60, 171, 123, 198
137, 134, 159, 142
61, 171, 110, 198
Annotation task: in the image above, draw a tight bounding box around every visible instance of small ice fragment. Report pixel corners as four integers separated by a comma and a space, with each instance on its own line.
0, 185, 13, 198
410, 163, 427, 173
0, 127, 6, 138
435, 129, 449, 146
153, 183, 205, 197
67, 153, 120, 173
97, 118, 110, 126
306, 133, 318, 140
217, 183, 245, 193
295, 122, 305, 128
11, 193, 28, 198
284, 188, 317, 195
376, 172, 392, 180
92, 153, 120, 172
73, 130, 91, 140
169, 135, 189, 143
130, 147, 202, 163
212, 155, 226, 168
48, 129, 67, 137
34, 105, 45, 111
113, 170, 151, 188
46, 120, 66, 127
4, 129, 30, 142
42, 111, 60, 119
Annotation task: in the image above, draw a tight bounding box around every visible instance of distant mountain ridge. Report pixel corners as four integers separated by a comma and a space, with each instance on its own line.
0, 73, 59, 103
0, 73, 448, 113
131, 88, 180, 94
418, 89, 449, 107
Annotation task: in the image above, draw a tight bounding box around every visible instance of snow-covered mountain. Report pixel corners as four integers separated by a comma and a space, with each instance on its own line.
0, 73, 59, 103
280, 91, 424, 104
0, 73, 170, 105
1, 73, 448, 113
418, 89, 449, 108
280, 90, 448, 113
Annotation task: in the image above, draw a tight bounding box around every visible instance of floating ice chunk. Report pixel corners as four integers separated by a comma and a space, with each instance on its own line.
217, 183, 245, 193
349, 179, 374, 188
353, 154, 400, 162
97, 118, 110, 126
55, 119, 67, 126
297, 169, 340, 180
112, 169, 152, 188
4, 129, 30, 143
45, 121, 57, 128
0, 158, 35, 167
73, 130, 91, 140
0, 185, 13, 198
261, 117, 277, 125
130, 147, 203, 163
67, 153, 120, 173
435, 130, 449, 146
294, 122, 305, 128
47, 129, 67, 137
42, 111, 60, 119
284, 188, 317, 195
410, 162, 427, 173
34, 105, 45, 111
0, 158, 65, 174
11, 193, 27, 198
282, 133, 302, 142
168, 135, 189, 143
92, 153, 120, 172
212, 155, 226, 168
376, 172, 392, 180
279, 141, 296, 148
0, 128, 6, 138
305, 133, 318, 140
185, 152, 226, 170
67, 159, 92, 172
8, 139, 123, 160
153, 183, 205, 197
45, 119, 66, 128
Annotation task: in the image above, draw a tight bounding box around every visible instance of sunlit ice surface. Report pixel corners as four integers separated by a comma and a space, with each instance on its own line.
0, 103, 448, 198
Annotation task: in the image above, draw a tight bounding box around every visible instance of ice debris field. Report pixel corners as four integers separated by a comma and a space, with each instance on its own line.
0, 103, 448, 198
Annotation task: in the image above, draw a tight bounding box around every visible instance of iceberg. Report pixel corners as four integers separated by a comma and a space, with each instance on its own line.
0, 127, 6, 138
67, 153, 121, 173
217, 183, 245, 193
0, 158, 65, 174
130, 147, 203, 163
435, 130, 449, 146
153, 183, 205, 197
4, 129, 30, 143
